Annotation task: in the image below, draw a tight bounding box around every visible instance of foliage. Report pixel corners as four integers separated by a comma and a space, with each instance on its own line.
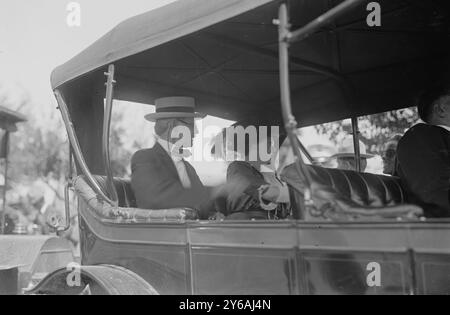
314, 107, 419, 154
0, 91, 75, 241
8, 121, 69, 183
110, 111, 133, 177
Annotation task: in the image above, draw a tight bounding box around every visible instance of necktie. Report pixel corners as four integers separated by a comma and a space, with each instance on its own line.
175, 159, 192, 189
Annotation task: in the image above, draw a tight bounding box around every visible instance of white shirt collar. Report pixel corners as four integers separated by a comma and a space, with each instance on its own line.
438, 125, 450, 132
157, 137, 183, 162
260, 164, 276, 173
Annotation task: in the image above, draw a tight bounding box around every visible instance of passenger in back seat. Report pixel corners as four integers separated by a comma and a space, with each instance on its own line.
397, 86, 450, 218
131, 97, 216, 219
218, 122, 293, 220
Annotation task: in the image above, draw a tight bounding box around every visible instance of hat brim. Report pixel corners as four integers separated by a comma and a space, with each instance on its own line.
145, 112, 206, 122
332, 153, 374, 159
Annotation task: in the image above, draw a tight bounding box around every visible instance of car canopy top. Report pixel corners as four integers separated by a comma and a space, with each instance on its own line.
52, 0, 450, 126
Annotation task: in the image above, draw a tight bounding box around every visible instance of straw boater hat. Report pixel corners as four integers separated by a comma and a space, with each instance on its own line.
145, 96, 206, 122
332, 137, 374, 159
307, 143, 337, 164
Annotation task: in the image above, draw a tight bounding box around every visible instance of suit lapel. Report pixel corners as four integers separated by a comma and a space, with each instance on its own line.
154, 142, 203, 189
153, 142, 179, 178
184, 161, 203, 189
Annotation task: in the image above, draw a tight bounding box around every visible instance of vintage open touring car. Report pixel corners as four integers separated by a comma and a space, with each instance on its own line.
29, 0, 450, 295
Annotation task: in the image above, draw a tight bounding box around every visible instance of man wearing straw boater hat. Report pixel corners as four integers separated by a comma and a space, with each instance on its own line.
131, 96, 212, 217
333, 136, 374, 172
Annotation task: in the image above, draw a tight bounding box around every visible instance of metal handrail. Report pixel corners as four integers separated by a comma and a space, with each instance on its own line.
278, 4, 314, 220
283, 0, 366, 174
283, 0, 365, 113
58, 182, 72, 232
55, 89, 116, 206
276, 0, 366, 218
287, 0, 366, 44
103, 65, 119, 203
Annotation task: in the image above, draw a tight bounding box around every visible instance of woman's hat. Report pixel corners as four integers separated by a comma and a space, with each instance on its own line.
145, 96, 206, 122
332, 137, 374, 159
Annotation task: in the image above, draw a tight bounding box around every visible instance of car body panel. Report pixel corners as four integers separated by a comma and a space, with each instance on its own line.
78, 199, 450, 294
0, 236, 74, 293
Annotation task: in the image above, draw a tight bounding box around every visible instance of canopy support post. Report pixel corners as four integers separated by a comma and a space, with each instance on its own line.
351, 116, 361, 172
286, 0, 366, 44
55, 89, 115, 206
276, 0, 366, 218
0, 131, 9, 235
277, 3, 314, 220
103, 65, 119, 203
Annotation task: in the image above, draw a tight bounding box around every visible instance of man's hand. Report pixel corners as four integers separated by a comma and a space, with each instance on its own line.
261, 185, 280, 202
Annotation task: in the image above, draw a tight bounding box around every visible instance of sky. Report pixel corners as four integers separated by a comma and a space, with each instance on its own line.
0, 0, 179, 127
0, 0, 239, 184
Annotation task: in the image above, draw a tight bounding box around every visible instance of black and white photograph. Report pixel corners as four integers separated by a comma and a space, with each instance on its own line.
0, 0, 449, 299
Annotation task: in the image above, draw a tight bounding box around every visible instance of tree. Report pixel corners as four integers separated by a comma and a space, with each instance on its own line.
0, 89, 72, 236
8, 120, 69, 182
110, 111, 133, 178
314, 107, 419, 154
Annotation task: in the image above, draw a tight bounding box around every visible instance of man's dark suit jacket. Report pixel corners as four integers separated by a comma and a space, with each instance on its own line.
397, 124, 450, 218
131, 143, 210, 217
221, 161, 292, 219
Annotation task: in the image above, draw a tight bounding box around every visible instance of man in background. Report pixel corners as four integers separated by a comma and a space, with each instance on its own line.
307, 143, 337, 168
333, 136, 374, 172
382, 134, 403, 176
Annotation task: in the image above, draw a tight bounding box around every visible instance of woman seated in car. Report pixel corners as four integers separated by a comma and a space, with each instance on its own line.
212, 120, 293, 220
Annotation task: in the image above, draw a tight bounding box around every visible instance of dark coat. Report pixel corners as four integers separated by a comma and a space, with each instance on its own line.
223, 161, 292, 219
397, 124, 450, 218
131, 143, 210, 217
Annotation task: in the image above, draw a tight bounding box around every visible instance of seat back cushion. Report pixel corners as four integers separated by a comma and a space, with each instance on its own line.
281, 164, 407, 208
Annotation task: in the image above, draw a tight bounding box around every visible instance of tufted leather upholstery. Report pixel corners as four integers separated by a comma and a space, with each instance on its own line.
281, 164, 421, 219
80, 168, 418, 221
305, 165, 407, 207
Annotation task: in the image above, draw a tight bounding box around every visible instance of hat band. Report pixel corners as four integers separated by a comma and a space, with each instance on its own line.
156, 106, 195, 114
